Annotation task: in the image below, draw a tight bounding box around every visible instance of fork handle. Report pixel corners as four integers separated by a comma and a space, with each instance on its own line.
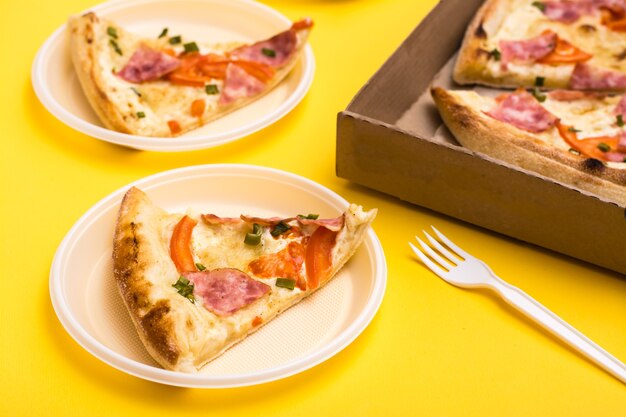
491, 279, 626, 384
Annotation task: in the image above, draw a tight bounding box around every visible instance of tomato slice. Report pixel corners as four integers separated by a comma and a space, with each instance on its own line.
292, 18, 314, 31
190, 99, 205, 117
555, 120, 619, 160
305, 226, 338, 290
170, 215, 198, 273
537, 34, 592, 64
601, 8, 626, 32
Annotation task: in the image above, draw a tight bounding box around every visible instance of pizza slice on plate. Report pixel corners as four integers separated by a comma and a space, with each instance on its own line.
454, 0, 626, 90
432, 86, 626, 204
112, 187, 376, 372
68, 12, 312, 137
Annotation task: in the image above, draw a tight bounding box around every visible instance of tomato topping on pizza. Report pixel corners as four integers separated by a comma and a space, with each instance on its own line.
248, 241, 307, 290
170, 215, 198, 273
305, 226, 338, 290
536, 33, 593, 64
555, 120, 626, 161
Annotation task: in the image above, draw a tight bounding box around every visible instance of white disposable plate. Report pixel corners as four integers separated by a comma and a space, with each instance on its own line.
32, 0, 315, 152
50, 165, 386, 388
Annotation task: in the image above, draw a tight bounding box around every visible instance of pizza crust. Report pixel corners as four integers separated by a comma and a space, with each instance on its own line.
112, 187, 376, 372
431, 87, 626, 206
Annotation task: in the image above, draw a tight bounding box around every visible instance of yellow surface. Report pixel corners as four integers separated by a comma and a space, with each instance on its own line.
2, 0, 625, 415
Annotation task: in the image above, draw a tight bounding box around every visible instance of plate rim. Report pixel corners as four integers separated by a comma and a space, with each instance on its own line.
31, 0, 315, 152
49, 164, 387, 388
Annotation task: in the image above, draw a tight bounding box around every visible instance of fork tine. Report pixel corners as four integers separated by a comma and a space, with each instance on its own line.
408, 242, 448, 279
424, 231, 460, 262
430, 226, 472, 259
415, 236, 453, 269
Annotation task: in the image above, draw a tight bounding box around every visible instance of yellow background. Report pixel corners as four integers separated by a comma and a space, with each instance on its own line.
2, 0, 625, 415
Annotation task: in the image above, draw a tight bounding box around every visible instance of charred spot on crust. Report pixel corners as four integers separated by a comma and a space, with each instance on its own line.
141, 300, 179, 365
578, 24, 596, 33
474, 21, 487, 38
615, 49, 626, 61
582, 158, 605, 172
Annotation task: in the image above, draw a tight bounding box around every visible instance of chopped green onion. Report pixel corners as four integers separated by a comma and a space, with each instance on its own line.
262, 48, 276, 58
568, 127, 581, 133
617, 114, 624, 127
183, 42, 199, 53
130, 87, 142, 97
535, 76, 545, 87
244, 223, 263, 246
107, 26, 118, 39
205, 84, 219, 95
532, 1, 546, 12
298, 213, 319, 220
598, 142, 611, 152
275, 278, 296, 290
169, 35, 182, 45
109, 39, 123, 55
531, 88, 546, 102
195, 263, 206, 271
488, 48, 501, 61
158, 27, 169, 38
271, 221, 291, 237
136, 111, 145, 118
623, 157, 626, 162
172, 276, 195, 302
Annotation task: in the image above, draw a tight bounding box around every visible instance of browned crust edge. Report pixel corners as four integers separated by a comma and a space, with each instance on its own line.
68, 12, 138, 135
431, 86, 626, 205
112, 187, 181, 368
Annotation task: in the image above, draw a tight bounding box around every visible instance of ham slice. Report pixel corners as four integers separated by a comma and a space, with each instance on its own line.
219, 63, 266, 105
486, 90, 557, 133
230, 29, 298, 69
117, 46, 180, 83
615, 94, 626, 117
297, 215, 344, 232
569, 63, 626, 90
542, 1, 594, 22
184, 269, 269, 316
499, 31, 556, 64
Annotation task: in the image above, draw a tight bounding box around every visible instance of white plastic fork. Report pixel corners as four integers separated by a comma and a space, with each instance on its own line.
409, 226, 626, 384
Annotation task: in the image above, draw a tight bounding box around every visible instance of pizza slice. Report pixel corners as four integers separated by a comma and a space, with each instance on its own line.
112, 187, 376, 372
454, 0, 626, 90
68, 12, 312, 137
431, 86, 626, 205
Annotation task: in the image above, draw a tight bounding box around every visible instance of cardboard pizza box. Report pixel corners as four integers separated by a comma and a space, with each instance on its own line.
336, 0, 626, 275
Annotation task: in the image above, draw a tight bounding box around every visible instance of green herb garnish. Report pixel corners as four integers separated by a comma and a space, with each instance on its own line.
169, 35, 182, 45
136, 111, 145, 118
244, 223, 263, 246
535, 76, 545, 87
271, 221, 291, 237
488, 48, 501, 61
107, 26, 118, 39
531, 88, 546, 102
568, 127, 581, 133
617, 114, 624, 127
598, 142, 611, 152
205, 84, 219, 95
130, 87, 142, 97
172, 276, 195, 302
109, 39, 123, 55
261, 48, 276, 58
532, 1, 546, 12
298, 213, 319, 220
195, 263, 206, 271
158, 27, 169, 38
275, 278, 296, 290
183, 42, 199, 53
